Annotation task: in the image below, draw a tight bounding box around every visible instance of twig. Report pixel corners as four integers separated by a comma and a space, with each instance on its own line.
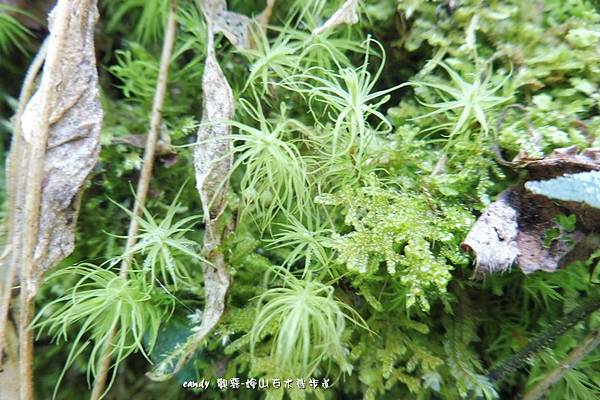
492, 104, 538, 167
0, 37, 48, 367
256, 0, 276, 28
430, 154, 448, 176
89, 1, 178, 398
522, 329, 600, 400
487, 291, 600, 385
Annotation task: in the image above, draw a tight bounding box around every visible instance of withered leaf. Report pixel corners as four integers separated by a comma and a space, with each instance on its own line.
194, 38, 233, 221
463, 146, 600, 275
198, 0, 252, 51
462, 190, 520, 274
147, 0, 233, 381
311, 0, 359, 37
112, 132, 175, 156
18, 0, 102, 297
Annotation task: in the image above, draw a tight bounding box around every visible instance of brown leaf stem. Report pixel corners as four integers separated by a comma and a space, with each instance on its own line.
522, 328, 600, 400
0, 37, 48, 368
18, 1, 74, 397
89, 1, 178, 398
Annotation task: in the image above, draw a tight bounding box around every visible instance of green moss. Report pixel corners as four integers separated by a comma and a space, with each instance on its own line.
2, 0, 600, 399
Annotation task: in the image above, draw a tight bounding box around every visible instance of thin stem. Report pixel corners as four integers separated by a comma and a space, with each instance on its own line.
18, 296, 35, 400
522, 329, 600, 400
257, 0, 276, 27
18, 0, 72, 397
90, 2, 177, 398
0, 37, 48, 367
487, 291, 600, 385
118, 0, 177, 277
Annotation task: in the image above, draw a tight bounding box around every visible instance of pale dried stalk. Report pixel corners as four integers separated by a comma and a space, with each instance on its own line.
3, 0, 102, 397
90, 1, 178, 398
522, 329, 600, 400
0, 320, 19, 399
0, 38, 48, 368
19, 2, 76, 398
256, 0, 276, 28
147, 0, 234, 381
118, 0, 178, 278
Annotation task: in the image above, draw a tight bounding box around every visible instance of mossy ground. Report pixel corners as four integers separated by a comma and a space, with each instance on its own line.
1, 1, 600, 399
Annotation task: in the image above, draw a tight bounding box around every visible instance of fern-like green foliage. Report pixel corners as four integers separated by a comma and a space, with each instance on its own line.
229, 101, 312, 230
109, 43, 161, 101
33, 264, 171, 398
442, 293, 498, 399
0, 5, 31, 56
525, 171, 600, 209
352, 314, 444, 400
111, 191, 205, 289
283, 39, 405, 165
104, 0, 169, 45
411, 61, 512, 140
318, 186, 473, 310
249, 267, 367, 377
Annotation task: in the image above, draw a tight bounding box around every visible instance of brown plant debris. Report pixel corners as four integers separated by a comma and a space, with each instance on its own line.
0, 37, 48, 367
196, 0, 251, 50
147, 0, 234, 381
111, 131, 175, 156
256, 0, 276, 28
0, 1, 102, 397
311, 0, 360, 36
0, 319, 19, 400
16, 0, 103, 298
463, 146, 600, 275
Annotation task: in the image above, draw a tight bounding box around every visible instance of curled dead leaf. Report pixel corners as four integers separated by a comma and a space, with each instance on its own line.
147, 0, 234, 381
16, 0, 103, 297
196, 0, 252, 50
112, 133, 175, 156
463, 146, 600, 275
311, 0, 360, 37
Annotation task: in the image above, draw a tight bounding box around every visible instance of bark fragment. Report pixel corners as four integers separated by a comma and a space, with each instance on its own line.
462, 190, 520, 274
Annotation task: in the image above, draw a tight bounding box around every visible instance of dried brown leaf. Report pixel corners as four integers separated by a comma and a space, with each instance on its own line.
194, 44, 233, 221
17, 0, 102, 297
0, 36, 47, 370
462, 190, 520, 274
146, 0, 234, 381
463, 146, 600, 275
112, 133, 175, 156
196, 0, 252, 50
311, 0, 359, 37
